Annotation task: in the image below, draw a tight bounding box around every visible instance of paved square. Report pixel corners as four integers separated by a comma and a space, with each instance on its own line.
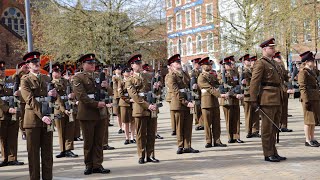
1, 99, 319, 180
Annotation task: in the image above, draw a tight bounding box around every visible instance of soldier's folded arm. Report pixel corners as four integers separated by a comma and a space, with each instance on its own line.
20, 77, 43, 119
298, 70, 309, 103
126, 79, 149, 109
198, 75, 220, 97
249, 60, 264, 102
0, 98, 10, 113
167, 74, 189, 107
72, 76, 99, 108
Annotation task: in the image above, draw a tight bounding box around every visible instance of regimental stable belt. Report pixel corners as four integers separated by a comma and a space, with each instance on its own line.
261, 82, 280, 87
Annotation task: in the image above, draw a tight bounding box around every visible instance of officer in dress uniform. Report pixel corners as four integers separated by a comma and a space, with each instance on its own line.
126, 54, 160, 164
190, 58, 204, 131
219, 56, 244, 144
273, 52, 293, 132
166, 54, 200, 154
20, 52, 58, 179
46, 63, 78, 158
119, 67, 136, 145
72, 53, 111, 175
197, 57, 227, 148
0, 61, 24, 167
241, 55, 261, 138
298, 51, 320, 147
250, 38, 287, 162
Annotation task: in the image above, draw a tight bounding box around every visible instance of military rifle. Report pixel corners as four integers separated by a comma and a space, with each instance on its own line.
10, 65, 21, 121
147, 60, 162, 118
64, 70, 74, 122
45, 60, 55, 132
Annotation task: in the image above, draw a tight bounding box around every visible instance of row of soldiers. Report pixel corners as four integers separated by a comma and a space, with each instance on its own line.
1, 37, 320, 179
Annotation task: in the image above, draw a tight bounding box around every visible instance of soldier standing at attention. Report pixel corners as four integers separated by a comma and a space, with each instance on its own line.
165, 66, 176, 135
250, 38, 287, 162
126, 54, 159, 164
241, 55, 261, 138
0, 61, 24, 167
14, 61, 29, 140
190, 58, 204, 131
20, 52, 57, 179
72, 53, 111, 175
219, 56, 244, 144
167, 54, 199, 154
48, 63, 78, 158
197, 57, 227, 148
273, 52, 293, 132
112, 65, 123, 134
119, 67, 136, 145
298, 51, 320, 147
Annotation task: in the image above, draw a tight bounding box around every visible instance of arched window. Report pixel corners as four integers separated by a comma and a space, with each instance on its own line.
168, 40, 174, 57
196, 34, 202, 53
186, 36, 193, 55
207, 33, 214, 51
1, 7, 25, 38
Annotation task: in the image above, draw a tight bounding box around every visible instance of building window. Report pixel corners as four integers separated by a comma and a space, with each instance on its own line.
167, 0, 172, 9
206, 4, 213, 23
186, 0, 192, 3
176, 12, 182, 30
207, 33, 214, 51
178, 38, 183, 55
176, 0, 181, 6
185, 10, 192, 28
187, 36, 193, 55
1, 7, 25, 38
304, 20, 312, 42
196, 34, 203, 53
168, 40, 174, 57
167, 16, 173, 32
195, 6, 202, 26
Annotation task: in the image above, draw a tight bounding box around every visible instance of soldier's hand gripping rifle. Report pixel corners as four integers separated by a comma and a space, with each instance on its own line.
218, 64, 232, 105
64, 71, 74, 122
147, 60, 162, 118
10, 65, 21, 121
106, 67, 113, 114
44, 61, 56, 132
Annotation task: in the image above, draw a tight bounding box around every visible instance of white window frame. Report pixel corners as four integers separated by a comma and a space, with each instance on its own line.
195, 6, 202, 26
176, 0, 181, 6
207, 33, 214, 51
304, 20, 312, 42
206, 3, 213, 23
185, 9, 192, 28
176, 12, 182, 30
186, 36, 193, 55
196, 34, 203, 53
167, 16, 173, 32
186, 0, 192, 3
168, 40, 174, 57
167, 0, 172, 9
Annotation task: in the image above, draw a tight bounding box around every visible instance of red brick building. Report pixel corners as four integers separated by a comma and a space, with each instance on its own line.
165, 0, 220, 67
0, 0, 25, 68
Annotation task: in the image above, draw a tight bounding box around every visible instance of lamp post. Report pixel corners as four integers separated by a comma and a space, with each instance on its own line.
25, 0, 33, 52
